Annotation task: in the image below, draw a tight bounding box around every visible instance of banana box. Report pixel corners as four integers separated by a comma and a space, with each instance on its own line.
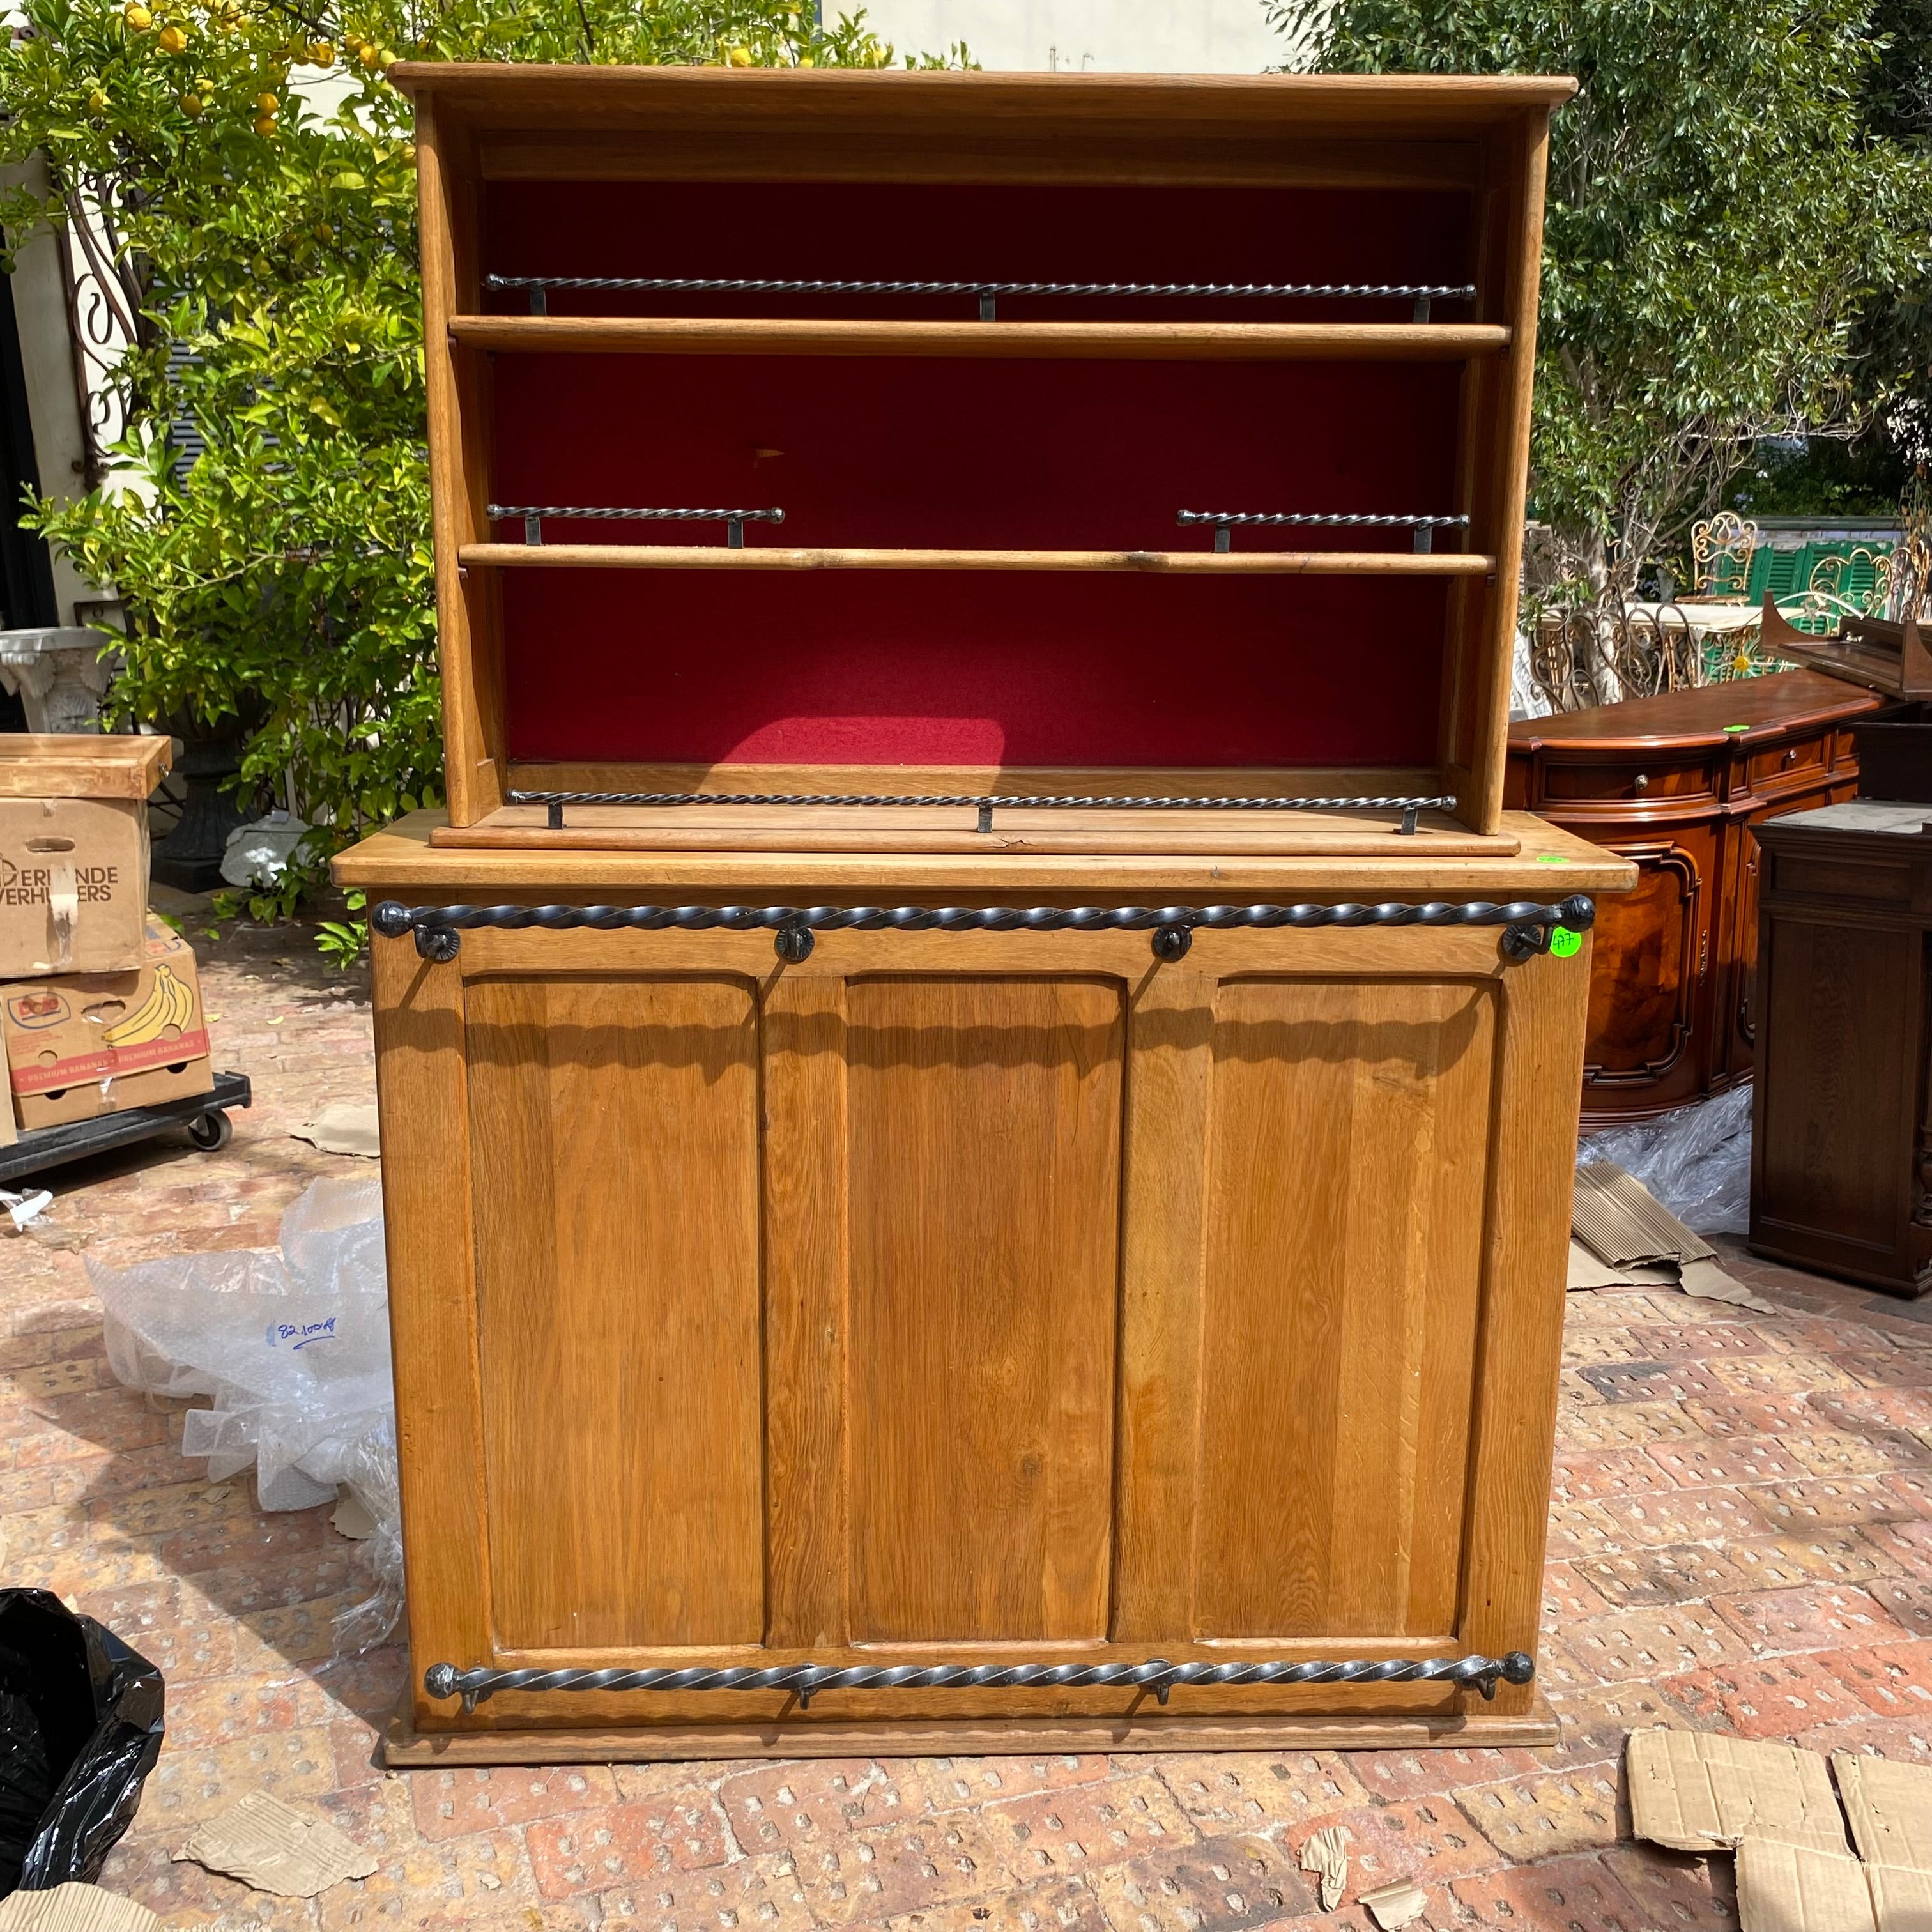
3, 915, 212, 1129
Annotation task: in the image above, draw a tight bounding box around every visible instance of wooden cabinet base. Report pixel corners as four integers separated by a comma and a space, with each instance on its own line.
339, 812, 1629, 1759
380, 1695, 1560, 1766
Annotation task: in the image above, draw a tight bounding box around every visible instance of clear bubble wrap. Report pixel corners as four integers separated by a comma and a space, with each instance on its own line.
89, 1176, 401, 1653
1579, 1083, 1753, 1238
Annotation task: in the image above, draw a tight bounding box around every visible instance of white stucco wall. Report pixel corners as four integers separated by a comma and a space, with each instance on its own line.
862, 0, 1299, 73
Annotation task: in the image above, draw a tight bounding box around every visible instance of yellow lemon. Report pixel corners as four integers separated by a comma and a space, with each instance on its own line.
726, 42, 751, 63
87, 86, 110, 112
256, 89, 278, 110
377, 46, 395, 65
180, 89, 203, 112
254, 111, 276, 133
157, 22, 187, 50
356, 38, 379, 65
796, 53, 813, 65
123, 3, 151, 27
309, 38, 334, 63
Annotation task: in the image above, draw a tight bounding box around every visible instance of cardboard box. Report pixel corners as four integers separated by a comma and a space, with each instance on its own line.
0, 733, 171, 977
4, 916, 212, 1129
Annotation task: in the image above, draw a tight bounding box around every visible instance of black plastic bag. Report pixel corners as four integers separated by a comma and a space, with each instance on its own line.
0, 1588, 165, 1897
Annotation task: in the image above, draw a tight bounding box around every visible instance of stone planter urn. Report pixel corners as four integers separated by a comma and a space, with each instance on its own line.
0, 626, 121, 733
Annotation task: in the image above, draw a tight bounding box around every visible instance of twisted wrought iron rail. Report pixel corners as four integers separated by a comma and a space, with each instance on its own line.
486, 504, 785, 548
486, 273, 1478, 323
1176, 510, 1472, 555
372, 895, 1595, 965
504, 788, 1458, 834
425, 1650, 1534, 1713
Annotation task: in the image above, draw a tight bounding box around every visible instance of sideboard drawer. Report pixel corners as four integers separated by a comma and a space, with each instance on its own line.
1747, 734, 1828, 794
1540, 758, 1717, 804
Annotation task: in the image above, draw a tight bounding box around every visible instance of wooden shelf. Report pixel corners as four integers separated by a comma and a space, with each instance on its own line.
459, 542, 1494, 576
450, 315, 1510, 361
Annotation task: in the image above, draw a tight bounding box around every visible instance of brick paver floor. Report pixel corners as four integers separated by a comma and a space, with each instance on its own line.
5, 920, 1931, 1929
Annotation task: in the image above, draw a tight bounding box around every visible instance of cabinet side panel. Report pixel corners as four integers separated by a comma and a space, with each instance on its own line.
845, 975, 1124, 1642
466, 974, 764, 1649
1580, 834, 1708, 1100
1196, 976, 1496, 1637
1757, 918, 1915, 1251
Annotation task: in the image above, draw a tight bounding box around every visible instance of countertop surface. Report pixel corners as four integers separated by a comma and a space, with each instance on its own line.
334, 808, 1638, 895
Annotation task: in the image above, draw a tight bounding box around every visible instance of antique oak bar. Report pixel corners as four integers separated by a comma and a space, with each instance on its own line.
335, 63, 1631, 1761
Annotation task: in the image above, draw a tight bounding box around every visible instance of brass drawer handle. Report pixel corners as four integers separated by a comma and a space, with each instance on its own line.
372, 896, 1598, 967
425, 1650, 1537, 1714
1634, 772, 1650, 794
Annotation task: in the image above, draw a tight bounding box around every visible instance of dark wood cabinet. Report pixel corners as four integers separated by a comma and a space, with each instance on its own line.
1751, 801, 1932, 1297
1506, 671, 1881, 1122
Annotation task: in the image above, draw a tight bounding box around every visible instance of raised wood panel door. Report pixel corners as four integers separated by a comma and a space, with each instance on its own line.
1193, 977, 1496, 1639
1582, 828, 1713, 1104
844, 976, 1123, 1643
464, 973, 765, 1652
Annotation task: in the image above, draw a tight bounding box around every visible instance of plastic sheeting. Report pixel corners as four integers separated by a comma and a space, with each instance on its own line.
1579, 1084, 1754, 1238
0, 1591, 164, 1899
89, 1176, 400, 1653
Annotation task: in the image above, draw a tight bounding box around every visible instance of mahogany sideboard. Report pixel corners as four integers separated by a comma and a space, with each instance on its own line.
1506, 670, 1881, 1123
1751, 800, 1932, 1296
335, 62, 1634, 1763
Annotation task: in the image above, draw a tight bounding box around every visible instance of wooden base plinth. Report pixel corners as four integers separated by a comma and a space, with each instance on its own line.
381, 1693, 1558, 1766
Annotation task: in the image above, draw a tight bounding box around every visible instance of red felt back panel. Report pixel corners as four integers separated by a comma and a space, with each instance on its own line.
502, 570, 1448, 768
489, 354, 1462, 553
481, 181, 1471, 770
484, 180, 1476, 324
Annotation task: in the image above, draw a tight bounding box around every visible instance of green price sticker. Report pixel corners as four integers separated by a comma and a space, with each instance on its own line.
1722, 723, 1749, 734
1549, 926, 1583, 958
1535, 853, 1567, 863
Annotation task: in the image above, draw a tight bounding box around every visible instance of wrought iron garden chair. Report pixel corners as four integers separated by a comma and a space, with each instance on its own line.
1689, 511, 1760, 601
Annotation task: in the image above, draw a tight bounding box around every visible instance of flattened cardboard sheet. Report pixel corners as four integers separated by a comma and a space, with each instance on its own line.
1738, 1839, 1876, 1932
1835, 1754, 1932, 1874
1868, 1866, 1932, 1931
1574, 1162, 1718, 1267
174, 1788, 378, 1897
1565, 1240, 1678, 1290
0, 1889, 161, 1932
1680, 1255, 1777, 1314
291, 1100, 380, 1158
1565, 1241, 1774, 1311
1628, 1729, 1849, 1855
1739, 1837, 1932, 1932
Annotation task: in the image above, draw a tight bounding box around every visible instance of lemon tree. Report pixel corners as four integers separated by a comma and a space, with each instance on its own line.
1271, 0, 1931, 603
1, 0, 965, 922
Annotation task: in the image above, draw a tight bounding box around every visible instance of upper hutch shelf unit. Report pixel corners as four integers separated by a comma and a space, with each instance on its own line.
402, 63, 1573, 852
